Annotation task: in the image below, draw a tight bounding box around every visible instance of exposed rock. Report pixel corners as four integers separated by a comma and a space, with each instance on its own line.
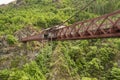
0, 26, 42, 69
14, 0, 26, 7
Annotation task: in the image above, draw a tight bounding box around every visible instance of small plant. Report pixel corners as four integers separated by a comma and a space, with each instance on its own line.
6, 35, 17, 45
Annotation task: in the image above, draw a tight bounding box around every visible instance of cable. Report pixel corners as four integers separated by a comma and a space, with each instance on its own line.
42, 0, 96, 40
58, 0, 96, 26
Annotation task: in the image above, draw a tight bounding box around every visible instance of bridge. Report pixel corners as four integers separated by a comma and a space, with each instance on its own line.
21, 9, 120, 43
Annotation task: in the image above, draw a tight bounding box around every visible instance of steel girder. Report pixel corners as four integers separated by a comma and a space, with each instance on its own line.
21, 10, 120, 42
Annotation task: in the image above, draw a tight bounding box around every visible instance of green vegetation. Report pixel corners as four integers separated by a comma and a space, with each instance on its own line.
0, 0, 120, 80
6, 35, 17, 45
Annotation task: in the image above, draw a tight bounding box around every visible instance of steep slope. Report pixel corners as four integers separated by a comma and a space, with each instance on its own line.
0, 26, 41, 69
0, 0, 120, 80
48, 44, 80, 80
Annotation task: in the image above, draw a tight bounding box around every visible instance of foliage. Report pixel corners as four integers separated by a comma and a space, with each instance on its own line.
6, 35, 17, 45
108, 67, 120, 80
0, 61, 46, 80
0, 0, 120, 80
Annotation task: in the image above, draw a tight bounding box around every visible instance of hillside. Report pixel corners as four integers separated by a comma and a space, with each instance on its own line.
0, 0, 120, 80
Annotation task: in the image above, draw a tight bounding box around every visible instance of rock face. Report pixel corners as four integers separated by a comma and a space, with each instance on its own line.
0, 26, 42, 69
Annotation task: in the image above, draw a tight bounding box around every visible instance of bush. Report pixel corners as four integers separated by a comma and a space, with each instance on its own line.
0, 69, 10, 80
6, 35, 17, 45
108, 67, 120, 80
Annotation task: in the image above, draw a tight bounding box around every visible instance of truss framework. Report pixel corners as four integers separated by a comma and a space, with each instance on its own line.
21, 10, 120, 42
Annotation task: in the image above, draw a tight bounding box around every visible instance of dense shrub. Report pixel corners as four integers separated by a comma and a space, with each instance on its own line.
0, 0, 120, 80
6, 35, 17, 45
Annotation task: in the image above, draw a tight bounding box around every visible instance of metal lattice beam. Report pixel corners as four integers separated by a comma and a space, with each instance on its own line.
21, 10, 120, 42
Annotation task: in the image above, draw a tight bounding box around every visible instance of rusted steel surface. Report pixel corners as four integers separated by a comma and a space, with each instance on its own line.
20, 31, 47, 42
20, 34, 44, 42
21, 10, 120, 42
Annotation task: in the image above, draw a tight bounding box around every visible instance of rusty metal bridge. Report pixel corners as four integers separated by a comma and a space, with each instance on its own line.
21, 9, 120, 43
